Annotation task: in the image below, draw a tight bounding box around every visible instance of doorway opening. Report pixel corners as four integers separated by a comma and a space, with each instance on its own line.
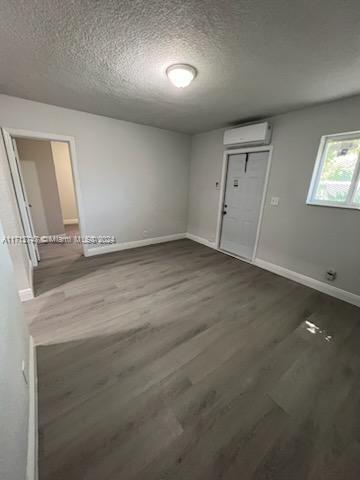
2, 128, 86, 285
216, 147, 272, 262
15, 137, 82, 261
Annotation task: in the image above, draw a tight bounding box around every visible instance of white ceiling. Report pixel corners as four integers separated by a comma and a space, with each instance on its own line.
1, 0, 360, 133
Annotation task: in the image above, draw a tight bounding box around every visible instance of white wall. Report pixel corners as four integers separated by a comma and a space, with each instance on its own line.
0, 95, 191, 251
51, 141, 78, 224
0, 219, 30, 480
187, 95, 360, 296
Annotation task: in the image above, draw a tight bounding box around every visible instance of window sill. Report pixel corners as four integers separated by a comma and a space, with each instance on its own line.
306, 201, 360, 211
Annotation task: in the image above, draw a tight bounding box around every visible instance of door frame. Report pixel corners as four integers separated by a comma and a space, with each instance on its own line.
2, 127, 88, 257
2, 129, 40, 266
215, 145, 273, 262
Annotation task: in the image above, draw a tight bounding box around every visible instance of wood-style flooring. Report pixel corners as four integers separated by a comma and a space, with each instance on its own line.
24, 238, 360, 480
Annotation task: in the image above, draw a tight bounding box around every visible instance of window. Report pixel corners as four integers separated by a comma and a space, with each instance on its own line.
307, 132, 360, 209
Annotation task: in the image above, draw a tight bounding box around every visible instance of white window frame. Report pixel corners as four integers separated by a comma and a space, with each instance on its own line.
307, 131, 360, 210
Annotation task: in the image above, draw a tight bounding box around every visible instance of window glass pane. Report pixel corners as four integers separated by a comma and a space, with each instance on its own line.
314, 138, 360, 203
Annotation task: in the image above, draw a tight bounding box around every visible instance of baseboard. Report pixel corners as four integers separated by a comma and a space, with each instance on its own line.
19, 288, 34, 302
19, 261, 34, 303
254, 258, 360, 308
26, 336, 38, 480
84, 230, 360, 307
186, 233, 216, 249
185, 234, 360, 308
85, 233, 186, 257
64, 218, 79, 225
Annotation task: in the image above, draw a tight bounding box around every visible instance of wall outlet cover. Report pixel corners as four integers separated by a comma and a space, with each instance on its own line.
326, 269, 337, 281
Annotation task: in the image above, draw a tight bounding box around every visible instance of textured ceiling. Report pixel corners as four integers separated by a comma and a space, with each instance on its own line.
1, 0, 360, 133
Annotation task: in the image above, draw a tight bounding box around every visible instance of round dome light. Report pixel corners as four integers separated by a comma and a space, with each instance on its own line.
166, 64, 197, 88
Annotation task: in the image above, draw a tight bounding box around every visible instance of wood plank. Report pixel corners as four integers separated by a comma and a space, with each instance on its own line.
23, 238, 360, 480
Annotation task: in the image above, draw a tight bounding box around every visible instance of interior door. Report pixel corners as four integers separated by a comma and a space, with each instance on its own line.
1, 129, 40, 266
220, 151, 269, 260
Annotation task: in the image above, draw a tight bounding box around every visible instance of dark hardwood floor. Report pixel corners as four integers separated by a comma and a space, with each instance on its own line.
24, 239, 360, 480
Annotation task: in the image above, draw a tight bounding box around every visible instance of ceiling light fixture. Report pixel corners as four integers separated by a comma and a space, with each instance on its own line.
166, 64, 197, 88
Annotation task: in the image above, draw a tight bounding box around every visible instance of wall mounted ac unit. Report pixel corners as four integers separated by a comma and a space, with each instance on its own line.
223, 122, 272, 147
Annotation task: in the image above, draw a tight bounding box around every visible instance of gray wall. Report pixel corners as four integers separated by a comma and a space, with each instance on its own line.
0, 219, 29, 480
17, 138, 65, 236
187, 128, 225, 243
187, 95, 360, 296
3, 93, 360, 297
0, 95, 191, 246
0, 95, 190, 293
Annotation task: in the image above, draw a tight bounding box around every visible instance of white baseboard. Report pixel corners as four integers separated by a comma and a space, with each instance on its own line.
85, 233, 186, 257
64, 218, 79, 225
19, 261, 34, 302
26, 336, 38, 480
186, 232, 216, 249
185, 233, 360, 308
254, 258, 360, 308
19, 288, 34, 302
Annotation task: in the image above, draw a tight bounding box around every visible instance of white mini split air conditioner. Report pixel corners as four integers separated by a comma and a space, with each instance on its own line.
223, 122, 272, 147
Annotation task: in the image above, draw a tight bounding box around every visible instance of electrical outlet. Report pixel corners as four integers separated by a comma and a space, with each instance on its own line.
143, 230, 148, 238
326, 269, 337, 281
270, 196, 280, 206
22, 360, 28, 385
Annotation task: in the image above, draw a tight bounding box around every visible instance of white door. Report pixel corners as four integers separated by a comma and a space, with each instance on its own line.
220, 151, 269, 260
2, 129, 40, 266
20, 160, 49, 236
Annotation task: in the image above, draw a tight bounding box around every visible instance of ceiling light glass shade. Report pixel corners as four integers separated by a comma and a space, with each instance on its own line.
166, 64, 197, 88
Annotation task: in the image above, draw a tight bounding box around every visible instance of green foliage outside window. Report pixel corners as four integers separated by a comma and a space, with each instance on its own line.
321, 140, 360, 182
314, 138, 360, 203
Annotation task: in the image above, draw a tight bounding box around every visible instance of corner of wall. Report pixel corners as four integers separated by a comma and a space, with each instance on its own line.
185, 134, 195, 233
